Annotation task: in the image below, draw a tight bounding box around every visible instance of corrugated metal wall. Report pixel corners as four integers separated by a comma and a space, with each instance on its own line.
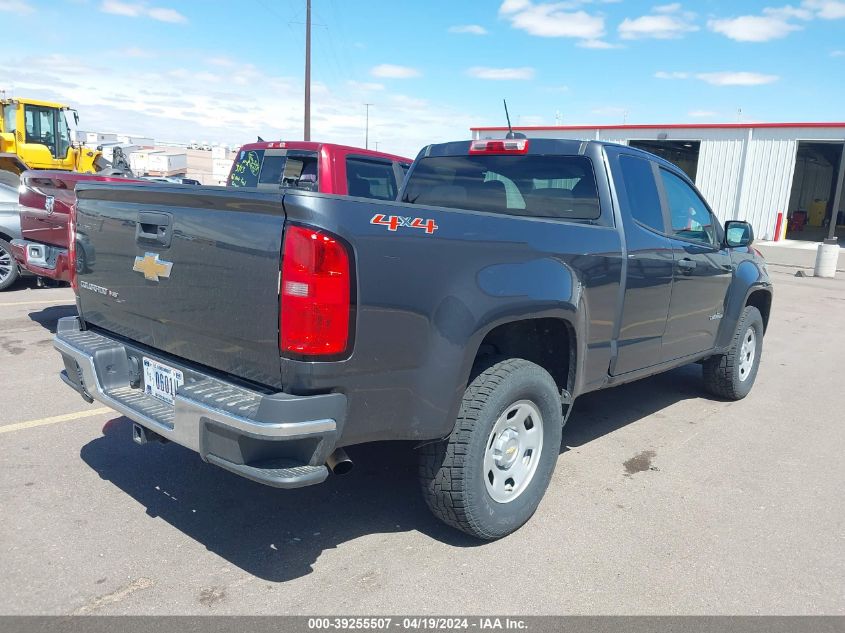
696, 137, 746, 225
737, 135, 797, 240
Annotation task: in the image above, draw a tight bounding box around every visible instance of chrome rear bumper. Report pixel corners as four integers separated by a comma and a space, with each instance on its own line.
54, 316, 346, 488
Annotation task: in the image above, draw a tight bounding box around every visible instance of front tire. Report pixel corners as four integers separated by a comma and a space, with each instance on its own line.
0, 239, 20, 291
419, 358, 563, 540
703, 306, 764, 400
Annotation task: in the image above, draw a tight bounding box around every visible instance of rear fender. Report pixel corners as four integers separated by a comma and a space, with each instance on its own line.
449, 285, 586, 435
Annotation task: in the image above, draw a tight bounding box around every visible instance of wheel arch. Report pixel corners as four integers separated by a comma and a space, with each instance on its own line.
745, 288, 772, 332
457, 314, 581, 427
715, 260, 772, 349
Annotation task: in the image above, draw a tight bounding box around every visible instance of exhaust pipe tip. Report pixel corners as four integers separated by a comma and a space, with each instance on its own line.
326, 447, 354, 475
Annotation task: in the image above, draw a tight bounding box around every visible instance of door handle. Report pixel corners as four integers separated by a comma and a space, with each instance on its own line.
136, 211, 172, 248
677, 258, 697, 273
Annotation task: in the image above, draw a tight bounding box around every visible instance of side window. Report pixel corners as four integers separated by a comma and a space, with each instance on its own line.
618, 155, 664, 232
346, 157, 397, 200
3, 105, 16, 133
23, 106, 58, 157
659, 169, 716, 246
257, 153, 285, 185
56, 110, 71, 158
281, 151, 319, 191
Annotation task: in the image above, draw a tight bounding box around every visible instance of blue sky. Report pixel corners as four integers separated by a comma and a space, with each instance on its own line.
1, 0, 843, 157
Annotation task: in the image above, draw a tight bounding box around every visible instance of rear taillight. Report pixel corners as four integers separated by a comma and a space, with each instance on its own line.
68, 202, 78, 292
469, 139, 529, 154
280, 225, 352, 357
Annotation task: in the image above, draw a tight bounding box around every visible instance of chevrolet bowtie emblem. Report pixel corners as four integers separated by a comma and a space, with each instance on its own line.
133, 252, 173, 282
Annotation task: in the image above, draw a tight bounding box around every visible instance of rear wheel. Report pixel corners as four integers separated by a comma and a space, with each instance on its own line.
0, 239, 20, 291
703, 306, 764, 400
419, 358, 562, 540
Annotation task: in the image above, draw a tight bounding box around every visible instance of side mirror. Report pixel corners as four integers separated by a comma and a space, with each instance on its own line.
725, 220, 754, 248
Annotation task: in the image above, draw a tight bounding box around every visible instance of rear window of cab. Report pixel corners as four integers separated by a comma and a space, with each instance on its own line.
229, 149, 319, 191
402, 154, 600, 221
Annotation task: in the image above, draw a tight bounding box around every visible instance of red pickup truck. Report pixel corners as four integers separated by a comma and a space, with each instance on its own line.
11, 141, 411, 287
227, 141, 411, 198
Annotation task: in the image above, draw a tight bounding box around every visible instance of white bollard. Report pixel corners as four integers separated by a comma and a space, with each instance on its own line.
814, 238, 840, 278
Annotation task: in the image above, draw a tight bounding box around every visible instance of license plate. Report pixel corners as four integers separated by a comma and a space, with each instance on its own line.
142, 357, 184, 406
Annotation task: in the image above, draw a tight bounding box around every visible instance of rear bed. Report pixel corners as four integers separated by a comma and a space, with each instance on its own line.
72, 183, 287, 387
55, 182, 347, 488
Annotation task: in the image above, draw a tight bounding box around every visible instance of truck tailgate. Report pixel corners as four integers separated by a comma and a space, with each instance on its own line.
74, 183, 286, 388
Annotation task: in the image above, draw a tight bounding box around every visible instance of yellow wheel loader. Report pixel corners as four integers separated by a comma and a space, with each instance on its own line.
0, 97, 115, 186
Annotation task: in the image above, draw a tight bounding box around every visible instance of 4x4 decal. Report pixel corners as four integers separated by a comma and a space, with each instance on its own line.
370, 213, 438, 234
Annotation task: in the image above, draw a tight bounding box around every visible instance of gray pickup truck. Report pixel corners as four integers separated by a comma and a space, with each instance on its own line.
54, 138, 772, 539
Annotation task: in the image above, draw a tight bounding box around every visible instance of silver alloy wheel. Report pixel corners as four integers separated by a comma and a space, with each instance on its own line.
0, 246, 13, 284
483, 399, 544, 504
738, 326, 756, 382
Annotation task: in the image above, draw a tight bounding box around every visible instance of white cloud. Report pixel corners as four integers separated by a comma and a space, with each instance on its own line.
653, 70, 779, 85
832, 49, 845, 56
696, 71, 779, 86
208, 56, 236, 68
577, 39, 620, 48
101, 0, 142, 16
147, 7, 187, 23
499, 1, 605, 40
449, 24, 488, 35
121, 47, 155, 58
100, 1, 187, 23
803, 0, 845, 19
370, 64, 421, 79
688, 110, 718, 117
619, 4, 698, 39
708, 14, 800, 41
0, 0, 34, 14
0, 53, 470, 159
707, 2, 844, 43
466, 66, 536, 80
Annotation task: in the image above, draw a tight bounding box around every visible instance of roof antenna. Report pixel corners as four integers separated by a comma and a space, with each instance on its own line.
503, 99, 526, 139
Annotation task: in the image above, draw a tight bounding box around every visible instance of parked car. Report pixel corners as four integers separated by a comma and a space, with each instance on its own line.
0, 182, 26, 290
227, 141, 411, 198
53, 138, 772, 539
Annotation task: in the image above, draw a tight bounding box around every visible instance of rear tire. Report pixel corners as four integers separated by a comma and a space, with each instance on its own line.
703, 306, 764, 400
419, 358, 562, 540
0, 239, 20, 291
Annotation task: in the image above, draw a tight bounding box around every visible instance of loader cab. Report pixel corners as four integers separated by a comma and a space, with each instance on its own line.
1, 99, 83, 172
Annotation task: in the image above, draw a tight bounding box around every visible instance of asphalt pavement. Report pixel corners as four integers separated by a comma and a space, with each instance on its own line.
1, 270, 843, 615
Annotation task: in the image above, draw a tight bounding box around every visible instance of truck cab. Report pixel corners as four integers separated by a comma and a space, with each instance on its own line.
0, 98, 102, 174
228, 141, 411, 199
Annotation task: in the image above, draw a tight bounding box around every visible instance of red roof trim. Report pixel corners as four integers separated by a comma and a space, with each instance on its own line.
471, 122, 845, 131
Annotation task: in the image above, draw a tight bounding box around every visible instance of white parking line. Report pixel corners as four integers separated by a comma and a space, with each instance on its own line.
0, 299, 74, 307
0, 407, 113, 434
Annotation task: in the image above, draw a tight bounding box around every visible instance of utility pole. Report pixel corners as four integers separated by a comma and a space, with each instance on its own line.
364, 103, 373, 149
304, 0, 311, 141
